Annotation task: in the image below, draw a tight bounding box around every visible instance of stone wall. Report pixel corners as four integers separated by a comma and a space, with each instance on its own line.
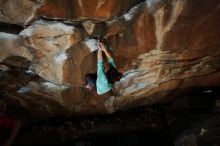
0, 0, 220, 115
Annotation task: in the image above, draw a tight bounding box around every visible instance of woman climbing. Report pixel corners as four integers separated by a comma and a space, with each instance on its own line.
84, 39, 122, 96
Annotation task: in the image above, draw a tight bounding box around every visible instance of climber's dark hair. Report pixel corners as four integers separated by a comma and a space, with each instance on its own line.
84, 73, 97, 91
106, 67, 123, 84
84, 67, 122, 91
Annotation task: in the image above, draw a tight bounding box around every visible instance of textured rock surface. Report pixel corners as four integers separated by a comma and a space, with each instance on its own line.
0, 0, 144, 25
0, 0, 42, 25
0, 0, 220, 115
37, 0, 145, 21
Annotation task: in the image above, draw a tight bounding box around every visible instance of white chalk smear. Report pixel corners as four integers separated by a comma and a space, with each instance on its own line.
41, 82, 69, 91
146, 0, 161, 8
48, 22, 75, 33
0, 32, 18, 40
20, 20, 75, 36
25, 68, 35, 74
54, 52, 68, 63
17, 87, 31, 93
19, 26, 34, 36
123, 3, 141, 21
84, 38, 99, 52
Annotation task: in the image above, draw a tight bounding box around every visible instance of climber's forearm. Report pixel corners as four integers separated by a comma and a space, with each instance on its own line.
97, 49, 103, 61
103, 49, 112, 60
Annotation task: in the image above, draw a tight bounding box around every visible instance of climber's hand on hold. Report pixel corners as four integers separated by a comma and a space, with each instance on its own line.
97, 42, 102, 50
98, 42, 106, 52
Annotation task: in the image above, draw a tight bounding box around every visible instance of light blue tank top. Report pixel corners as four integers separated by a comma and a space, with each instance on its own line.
96, 58, 116, 95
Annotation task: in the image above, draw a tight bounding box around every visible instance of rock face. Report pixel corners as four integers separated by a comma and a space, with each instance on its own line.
0, 0, 145, 25
0, 0, 220, 115
0, 0, 42, 26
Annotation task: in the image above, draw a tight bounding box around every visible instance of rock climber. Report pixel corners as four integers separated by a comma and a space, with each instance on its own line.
84, 39, 122, 96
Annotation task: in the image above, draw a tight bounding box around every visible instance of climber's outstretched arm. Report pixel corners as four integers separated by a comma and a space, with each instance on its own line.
103, 48, 112, 60
97, 49, 103, 61
99, 42, 112, 60
98, 42, 116, 68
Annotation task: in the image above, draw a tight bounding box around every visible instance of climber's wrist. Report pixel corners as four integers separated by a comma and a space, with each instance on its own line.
103, 48, 108, 52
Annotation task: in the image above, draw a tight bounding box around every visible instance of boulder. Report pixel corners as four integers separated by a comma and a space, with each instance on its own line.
0, 0, 220, 115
